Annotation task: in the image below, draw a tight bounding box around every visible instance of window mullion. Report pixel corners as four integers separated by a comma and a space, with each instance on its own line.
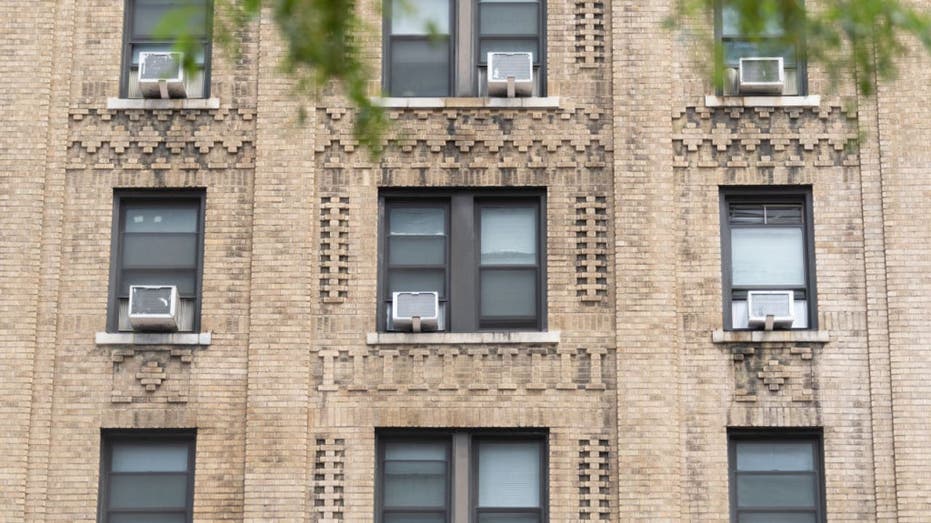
449, 195, 477, 331
455, 0, 473, 96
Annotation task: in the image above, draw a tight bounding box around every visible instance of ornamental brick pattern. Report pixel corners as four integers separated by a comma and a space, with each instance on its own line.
2, 0, 931, 521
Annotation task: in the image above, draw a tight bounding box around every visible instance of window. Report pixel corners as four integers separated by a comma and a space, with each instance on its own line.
98, 430, 196, 523
380, 190, 545, 332
384, 0, 546, 96
108, 191, 206, 332
715, 0, 806, 96
728, 430, 825, 523
121, 0, 213, 98
720, 188, 816, 330
376, 430, 547, 523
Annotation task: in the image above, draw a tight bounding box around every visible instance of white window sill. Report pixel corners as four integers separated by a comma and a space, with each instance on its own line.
704, 95, 821, 108
366, 331, 560, 345
373, 97, 560, 109
96, 331, 212, 346
106, 97, 221, 110
711, 330, 829, 344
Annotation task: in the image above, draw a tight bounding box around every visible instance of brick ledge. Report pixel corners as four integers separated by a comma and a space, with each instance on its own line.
106, 97, 221, 110
712, 330, 829, 344
704, 95, 821, 108
366, 331, 560, 345
96, 331, 212, 346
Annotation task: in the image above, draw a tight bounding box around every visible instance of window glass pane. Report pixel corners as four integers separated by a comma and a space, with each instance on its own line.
121, 269, 196, 296
480, 4, 538, 35
385, 441, 447, 460
134, 0, 208, 38
722, 3, 784, 37
481, 270, 536, 318
737, 441, 814, 471
731, 228, 805, 286
384, 515, 447, 523
481, 207, 537, 265
112, 443, 189, 472
730, 205, 764, 225
765, 205, 803, 224
478, 515, 540, 523
479, 39, 539, 63
477, 441, 541, 507
389, 269, 446, 297
384, 460, 447, 507
390, 39, 450, 96
737, 473, 816, 508
122, 235, 198, 269
108, 473, 189, 509
110, 514, 187, 523
724, 40, 797, 67
390, 0, 450, 35
390, 207, 445, 235
739, 513, 816, 523
389, 237, 445, 266
125, 205, 198, 233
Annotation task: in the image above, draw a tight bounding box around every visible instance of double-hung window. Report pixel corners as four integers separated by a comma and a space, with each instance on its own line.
108, 191, 206, 332
384, 0, 546, 96
98, 430, 196, 523
377, 430, 547, 523
729, 430, 825, 523
720, 188, 816, 330
121, 0, 213, 98
715, 0, 806, 95
380, 190, 545, 332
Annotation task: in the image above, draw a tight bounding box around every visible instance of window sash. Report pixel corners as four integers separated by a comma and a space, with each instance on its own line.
120, 0, 213, 98
108, 192, 205, 332
720, 192, 815, 330
100, 431, 196, 523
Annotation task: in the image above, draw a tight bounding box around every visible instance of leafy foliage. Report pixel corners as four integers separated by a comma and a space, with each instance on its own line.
670, 0, 931, 95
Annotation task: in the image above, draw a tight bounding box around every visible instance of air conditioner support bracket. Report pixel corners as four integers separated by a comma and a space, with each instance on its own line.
412, 316, 422, 333
158, 80, 170, 100
506, 77, 516, 98
764, 315, 775, 331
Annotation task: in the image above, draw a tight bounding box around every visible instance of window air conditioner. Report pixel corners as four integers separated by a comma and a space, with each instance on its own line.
747, 290, 795, 330
487, 52, 533, 98
138, 52, 187, 99
738, 57, 784, 95
128, 285, 181, 331
392, 291, 439, 332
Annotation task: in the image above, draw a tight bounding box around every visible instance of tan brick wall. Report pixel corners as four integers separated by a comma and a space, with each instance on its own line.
1, 0, 929, 521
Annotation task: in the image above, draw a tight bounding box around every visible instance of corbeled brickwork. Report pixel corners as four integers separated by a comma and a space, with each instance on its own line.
577, 436, 611, 522
110, 347, 194, 403
574, 0, 607, 66
67, 107, 256, 171
319, 195, 351, 304
310, 436, 346, 523
573, 194, 610, 304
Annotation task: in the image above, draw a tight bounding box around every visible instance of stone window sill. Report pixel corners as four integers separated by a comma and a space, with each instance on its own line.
96, 331, 212, 346
366, 331, 560, 345
373, 97, 560, 109
106, 97, 221, 110
704, 95, 821, 108
711, 330, 829, 344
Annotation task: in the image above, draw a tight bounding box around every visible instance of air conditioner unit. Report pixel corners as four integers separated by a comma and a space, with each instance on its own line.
128, 285, 181, 331
138, 52, 187, 99
392, 291, 439, 332
738, 57, 784, 95
487, 52, 533, 98
747, 290, 795, 330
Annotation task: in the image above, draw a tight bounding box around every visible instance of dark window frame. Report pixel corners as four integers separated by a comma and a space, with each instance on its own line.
375, 428, 549, 523
719, 186, 817, 331
713, 0, 808, 96
378, 188, 547, 333
119, 0, 214, 99
728, 428, 826, 523
376, 433, 453, 523
98, 429, 197, 523
107, 189, 207, 333
382, 0, 547, 96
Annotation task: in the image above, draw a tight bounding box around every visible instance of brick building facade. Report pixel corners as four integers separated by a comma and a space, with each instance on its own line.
1, 0, 930, 521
